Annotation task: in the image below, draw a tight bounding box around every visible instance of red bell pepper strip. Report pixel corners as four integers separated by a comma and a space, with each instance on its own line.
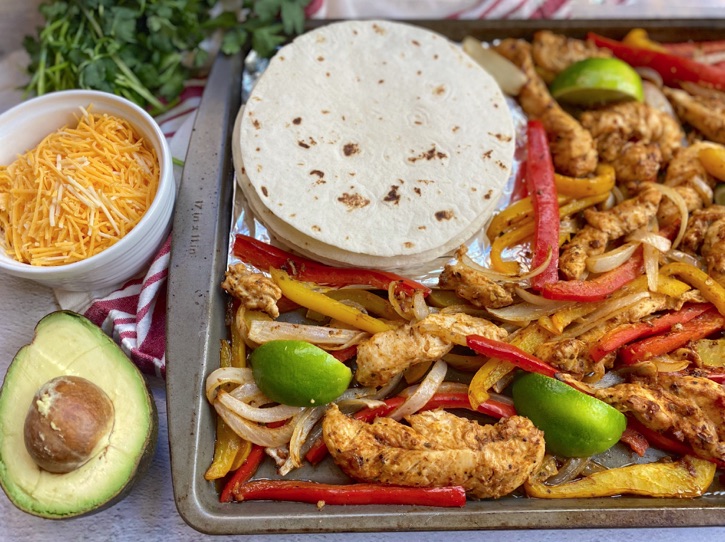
540, 247, 643, 302
328, 345, 357, 363
219, 444, 265, 503
619, 427, 649, 457
304, 392, 515, 465
230, 480, 467, 507
525, 120, 559, 291
619, 307, 725, 365
588, 33, 725, 90
663, 39, 725, 60
232, 234, 430, 297
466, 335, 558, 378
627, 418, 725, 469
589, 303, 712, 362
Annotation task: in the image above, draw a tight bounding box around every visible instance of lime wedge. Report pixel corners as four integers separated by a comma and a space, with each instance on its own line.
550, 57, 644, 106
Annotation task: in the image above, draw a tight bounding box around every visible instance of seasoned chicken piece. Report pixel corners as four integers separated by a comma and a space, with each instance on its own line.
322, 404, 545, 499
221, 263, 282, 318
682, 205, 725, 286
594, 374, 725, 463
494, 38, 598, 177
534, 338, 590, 376
355, 312, 507, 387
531, 30, 611, 81
664, 87, 725, 144
439, 248, 513, 309
580, 102, 683, 189
658, 142, 718, 228
559, 184, 662, 279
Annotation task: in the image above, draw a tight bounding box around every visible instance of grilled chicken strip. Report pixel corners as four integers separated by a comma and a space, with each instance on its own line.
559, 184, 662, 280
531, 30, 611, 81
657, 142, 718, 228
439, 248, 513, 309
593, 374, 725, 463
322, 404, 545, 499
355, 312, 507, 387
664, 87, 725, 145
682, 205, 725, 286
580, 102, 683, 189
222, 263, 282, 318
494, 38, 598, 177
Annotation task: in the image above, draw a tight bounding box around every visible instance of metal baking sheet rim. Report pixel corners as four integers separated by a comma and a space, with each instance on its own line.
166, 18, 725, 535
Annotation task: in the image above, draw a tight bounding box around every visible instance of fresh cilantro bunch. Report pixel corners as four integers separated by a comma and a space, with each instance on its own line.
24, 0, 310, 113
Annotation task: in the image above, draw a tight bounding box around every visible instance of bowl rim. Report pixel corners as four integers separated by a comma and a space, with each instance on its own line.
0, 89, 174, 277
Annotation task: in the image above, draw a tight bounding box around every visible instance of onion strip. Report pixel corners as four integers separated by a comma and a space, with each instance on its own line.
653, 184, 689, 249
627, 230, 672, 253
214, 398, 295, 448
461, 249, 553, 284
205, 367, 255, 403
216, 388, 304, 424
487, 300, 574, 323
389, 360, 448, 421
247, 320, 369, 349
561, 291, 651, 339
279, 406, 326, 476
586, 242, 639, 274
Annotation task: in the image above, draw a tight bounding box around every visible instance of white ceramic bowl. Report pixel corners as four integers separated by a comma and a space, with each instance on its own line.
0, 90, 175, 291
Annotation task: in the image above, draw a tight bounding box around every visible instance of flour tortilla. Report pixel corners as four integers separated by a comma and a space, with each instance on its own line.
237, 20, 514, 267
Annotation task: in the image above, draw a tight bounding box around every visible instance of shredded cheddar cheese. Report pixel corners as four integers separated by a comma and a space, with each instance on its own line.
0, 107, 159, 266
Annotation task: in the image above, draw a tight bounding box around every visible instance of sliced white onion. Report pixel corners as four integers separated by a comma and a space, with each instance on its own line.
546, 457, 591, 485
643, 242, 660, 292
389, 360, 447, 421
279, 406, 326, 476
665, 248, 705, 269
412, 289, 430, 322
214, 399, 295, 447
217, 389, 304, 423
247, 319, 369, 348
399, 381, 469, 397
600, 191, 617, 211
626, 230, 672, 253
336, 397, 387, 410
460, 250, 553, 284
373, 372, 404, 400
388, 282, 411, 321
611, 185, 625, 205
205, 367, 254, 403
653, 184, 689, 249
635, 67, 663, 87
228, 382, 269, 407
487, 300, 574, 323
562, 291, 651, 339
642, 80, 677, 117
586, 242, 639, 274
691, 175, 715, 205
514, 286, 570, 308
681, 80, 725, 101
462, 36, 527, 95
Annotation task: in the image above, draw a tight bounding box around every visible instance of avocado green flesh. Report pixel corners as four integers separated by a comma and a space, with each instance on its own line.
0, 311, 156, 518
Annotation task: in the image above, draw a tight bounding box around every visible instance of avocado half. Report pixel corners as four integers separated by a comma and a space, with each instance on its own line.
0, 311, 158, 519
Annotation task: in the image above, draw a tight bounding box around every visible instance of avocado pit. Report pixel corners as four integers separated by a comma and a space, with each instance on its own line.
24, 375, 115, 474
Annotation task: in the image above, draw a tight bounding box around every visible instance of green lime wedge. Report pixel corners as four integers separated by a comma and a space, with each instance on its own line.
250, 340, 352, 407
550, 57, 644, 106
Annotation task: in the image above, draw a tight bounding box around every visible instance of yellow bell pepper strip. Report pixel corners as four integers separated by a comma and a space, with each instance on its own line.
554, 164, 616, 199
233, 234, 430, 297
622, 28, 668, 52
589, 303, 713, 363
486, 195, 569, 242
270, 267, 391, 335
660, 261, 725, 317
693, 337, 725, 368
699, 146, 725, 182
619, 306, 725, 365
589, 33, 725, 91
468, 323, 552, 407
324, 288, 404, 321
526, 120, 560, 290
205, 339, 249, 480
490, 192, 609, 274
524, 456, 716, 499
541, 247, 644, 302
426, 289, 471, 309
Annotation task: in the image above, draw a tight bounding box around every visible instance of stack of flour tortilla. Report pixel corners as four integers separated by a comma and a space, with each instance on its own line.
232, 19, 515, 271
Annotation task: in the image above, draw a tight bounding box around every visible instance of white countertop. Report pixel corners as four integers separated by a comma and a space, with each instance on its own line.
2, 0, 725, 539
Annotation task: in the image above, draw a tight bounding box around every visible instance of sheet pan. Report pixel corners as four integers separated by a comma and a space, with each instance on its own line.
167, 18, 725, 535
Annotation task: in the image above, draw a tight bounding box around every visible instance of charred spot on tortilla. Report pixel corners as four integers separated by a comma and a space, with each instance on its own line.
338, 192, 370, 209
484, 190, 493, 200
317, 56, 325, 62
490, 132, 513, 143
252, 119, 261, 129
372, 23, 386, 35
343, 143, 360, 156
261, 186, 268, 197
496, 160, 507, 170
433, 85, 446, 96
310, 170, 325, 178
435, 210, 454, 221
312, 225, 321, 232
378, 79, 385, 84
404, 242, 414, 248
384, 186, 401, 204
408, 145, 448, 163
293, 117, 302, 125
412, 40, 420, 46
482, 150, 493, 160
